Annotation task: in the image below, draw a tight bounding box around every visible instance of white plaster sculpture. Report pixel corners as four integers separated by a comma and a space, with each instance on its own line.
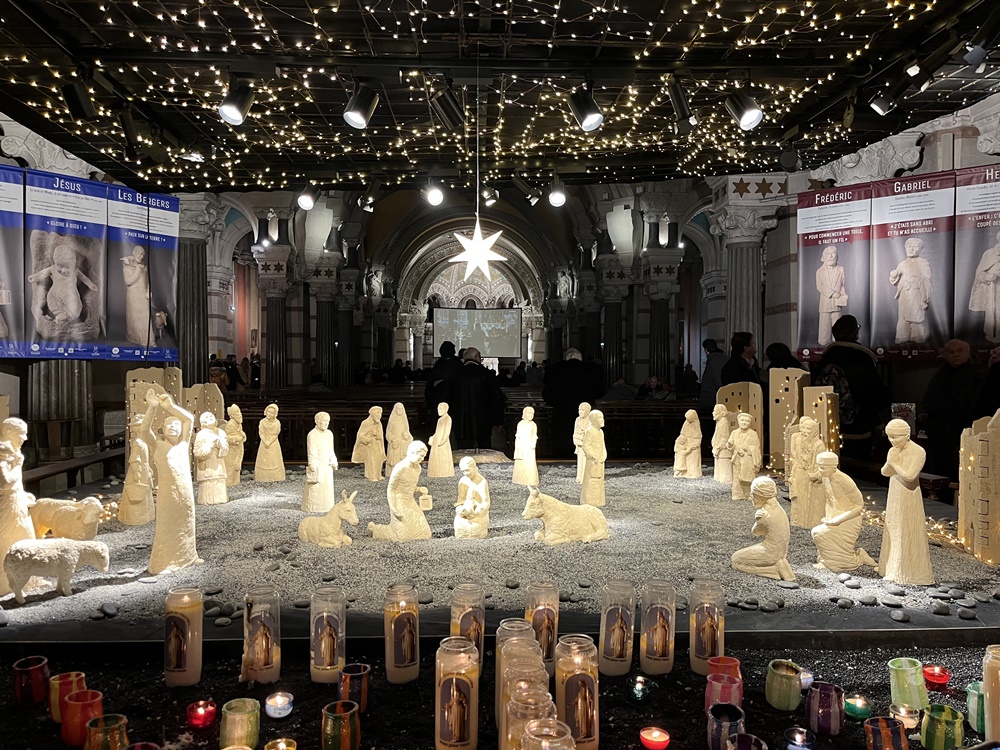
298, 490, 359, 548
811, 451, 878, 572
0, 417, 35, 597
673, 409, 703, 478
454, 456, 491, 539
730, 476, 795, 581
889, 236, 933, 345
574, 403, 592, 484
427, 402, 455, 478
352, 406, 387, 482
4, 538, 109, 604
121, 245, 153, 345
367, 440, 433, 542
118, 413, 154, 525
144, 389, 202, 576
194, 411, 229, 506
711, 404, 733, 484
303, 411, 339, 513
28, 242, 97, 325
30, 497, 103, 541
522, 487, 609, 545
878, 418, 934, 585
816, 245, 847, 347
784, 422, 800, 499
512, 406, 540, 486
254, 403, 286, 482
789, 416, 826, 529
385, 403, 413, 472
224, 404, 246, 486
970, 230, 1000, 343
580, 409, 607, 507
726, 412, 762, 500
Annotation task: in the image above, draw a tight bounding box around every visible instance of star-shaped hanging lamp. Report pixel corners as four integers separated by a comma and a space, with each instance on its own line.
450, 218, 505, 281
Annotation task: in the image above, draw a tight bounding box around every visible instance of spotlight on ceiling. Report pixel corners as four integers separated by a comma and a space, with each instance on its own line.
297, 182, 321, 211
343, 82, 379, 129
548, 175, 567, 207
61, 81, 98, 122
512, 174, 542, 206
778, 149, 801, 172
868, 76, 912, 116
429, 85, 465, 132
118, 108, 142, 159
724, 90, 763, 131
568, 82, 604, 132
906, 35, 960, 89
358, 178, 382, 212
480, 186, 499, 207
666, 77, 698, 135
219, 81, 255, 126
965, 5, 1000, 67
421, 183, 444, 206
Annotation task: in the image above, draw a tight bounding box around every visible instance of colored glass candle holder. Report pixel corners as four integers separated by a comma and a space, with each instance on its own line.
339, 663, 371, 713
966, 681, 986, 735
708, 656, 742, 680
220, 698, 260, 749
729, 733, 768, 750
321, 700, 361, 750
50, 671, 87, 722
705, 673, 743, 714
888, 657, 930, 710
783, 726, 815, 750
888, 704, 921, 730
84, 713, 130, 750
863, 717, 906, 750
639, 727, 671, 750
265, 692, 294, 719
186, 700, 217, 728
806, 682, 845, 736
766, 660, 804, 711
263, 741, 297, 750
125, 744, 162, 750
62, 690, 105, 747
922, 664, 951, 690
920, 704, 964, 750
845, 694, 873, 720
13, 655, 50, 706
707, 703, 745, 750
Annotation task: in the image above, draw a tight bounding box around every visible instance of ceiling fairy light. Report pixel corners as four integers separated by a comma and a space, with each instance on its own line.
358, 177, 381, 212
724, 90, 763, 131
218, 81, 255, 126
512, 174, 542, 206
297, 182, 320, 211
343, 82, 379, 130
666, 77, 697, 136
869, 76, 913, 116
429, 84, 465, 132
964, 5, 1000, 67
568, 81, 604, 132
548, 174, 566, 207
421, 183, 444, 206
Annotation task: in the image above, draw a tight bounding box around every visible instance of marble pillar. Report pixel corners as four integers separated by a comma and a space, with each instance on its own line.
699, 270, 728, 348
206, 264, 235, 359
177, 238, 209, 386
316, 292, 337, 387
602, 298, 624, 387
648, 297, 670, 382
264, 293, 288, 388
726, 241, 764, 340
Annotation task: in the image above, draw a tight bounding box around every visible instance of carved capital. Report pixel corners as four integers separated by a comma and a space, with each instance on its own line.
641, 247, 684, 300
337, 268, 361, 311
260, 276, 290, 299
0, 114, 97, 177
809, 131, 922, 186
178, 193, 224, 241
977, 112, 1000, 155
206, 264, 234, 297
640, 193, 669, 224
700, 269, 727, 299
709, 206, 778, 245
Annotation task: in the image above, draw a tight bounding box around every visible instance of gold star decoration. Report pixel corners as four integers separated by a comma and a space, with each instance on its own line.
324, 268, 335, 277
450, 218, 505, 281
732, 178, 752, 197
312, 268, 322, 277
808, 179, 827, 190
778, 180, 789, 195
755, 179, 774, 197
606, 270, 615, 280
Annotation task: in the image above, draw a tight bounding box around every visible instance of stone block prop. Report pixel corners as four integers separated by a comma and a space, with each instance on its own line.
717, 382, 763, 454
768, 368, 810, 472
972, 410, 1000, 564
959, 416, 990, 551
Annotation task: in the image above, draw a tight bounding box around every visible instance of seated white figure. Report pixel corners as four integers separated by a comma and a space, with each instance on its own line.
731, 476, 796, 581
454, 456, 490, 539
522, 487, 609, 545
811, 451, 878, 572
298, 490, 360, 548
367, 440, 433, 542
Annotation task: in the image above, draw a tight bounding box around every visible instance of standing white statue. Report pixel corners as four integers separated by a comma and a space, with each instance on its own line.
969, 229, 1000, 343
878, 419, 934, 585
573, 403, 592, 484
254, 404, 286, 482
385, 403, 413, 472
726, 412, 762, 500
454, 456, 491, 539
368, 440, 433, 542
0, 418, 35, 597
224, 404, 246, 486
580, 410, 607, 507
427, 402, 455, 478
303, 411, 339, 513
193, 412, 229, 506
121, 245, 154, 345
731, 476, 795, 581
145, 390, 202, 575
711, 404, 733, 484
512, 406, 540, 486
673, 409, 703, 478
790, 416, 826, 529
118, 413, 154, 525
816, 245, 847, 347
352, 406, 387, 481
889, 236, 933, 345
811, 451, 878, 572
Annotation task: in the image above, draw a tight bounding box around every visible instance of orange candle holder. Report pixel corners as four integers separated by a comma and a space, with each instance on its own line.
49, 671, 87, 723
61, 690, 104, 747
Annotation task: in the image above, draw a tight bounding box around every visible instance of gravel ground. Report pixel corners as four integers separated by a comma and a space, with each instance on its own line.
2, 461, 999, 629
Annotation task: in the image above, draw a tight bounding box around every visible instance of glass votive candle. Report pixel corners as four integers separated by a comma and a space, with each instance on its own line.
13, 655, 51, 706
50, 671, 87, 722
640, 727, 671, 750
888, 703, 921, 730
708, 656, 742, 680
62, 690, 104, 747
806, 682, 845, 736
263, 741, 297, 750
84, 714, 130, 750
966, 681, 986, 735
265, 692, 294, 719
321, 700, 361, 750
922, 664, 951, 691
888, 657, 929, 710
728, 733, 768, 750
783, 726, 815, 750
705, 674, 743, 714
628, 675, 658, 704
845, 694, 873, 720
707, 703, 745, 750
339, 663, 371, 713
186, 700, 217, 728
863, 717, 906, 750
799, 669, 814, 690
920, 704, 964, 750
220, 698, 260, 749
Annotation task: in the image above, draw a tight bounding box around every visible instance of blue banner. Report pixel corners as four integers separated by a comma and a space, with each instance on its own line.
0, 166, 24, 356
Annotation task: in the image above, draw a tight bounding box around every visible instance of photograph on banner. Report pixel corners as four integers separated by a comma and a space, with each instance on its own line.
23, 170, 108, 359
144, 193, 179, 361
795, 184, 872, 360
870, 172, 955, 359
955, 165, 1000, 355
0, 165, 25, 356
107, 185, 156, 359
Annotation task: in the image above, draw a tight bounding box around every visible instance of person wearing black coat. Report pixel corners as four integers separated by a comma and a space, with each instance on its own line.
542, 348, 603, 458
444, 347, 507, 450
720, 331, 761, 386
425, 340, 463, 409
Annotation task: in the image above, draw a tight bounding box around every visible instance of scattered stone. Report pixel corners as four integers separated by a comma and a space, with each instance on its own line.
928, 592, 952, 600
744, 597, 758, 606
485, 593, 493, 599
759, 602, 779, 613
265, 563, 280, 572
102, 484, 111, 490
837, 573, 852, 582
447, 583, 455, 590
777, 581, 800, 590
774, 598, 785, 609
737, 602, 758, 611
221, 603, 236, 617
651, 521, 664, 526
253, 542, 266, 551
486, 602, 495, 610
844, 580, 862, 590
948, 589, 966, 599
890, 611, 911, 623
931, 602, 951, 616
569, 593, 583, 603
138, 577, 158, 584
206, 586, 223, 596
675, 598, 688, 610
672, 500, 683, 504
578, 580, 592, 588
204, 599, 221, 610
322, 574, 337, 582
505, 580, 520, 590
67, 490, 78, 496
886, 585, 906, 596
278, 545, 292, 554
204, 607, 222, 618
688, 574, 709, 581
727, 599, 741, 607
940, 582, 960, 590
881, 596, 903, 608
100, 603, 118, 618
290, 562, 302, 569
346, 595, 356, 603
215, 617, 232, 627
973, 592, 991, 604
130, 544, 149, 550
417, 593, 434, 605
837, 598, 854, 609
110, 480, 119, 486
559, 591, 571, 603
0, 610, 8, 627
293, 599, 310, 609
957, 599, 977, 609
959, 608, 978, 620
859, 595, 878, 606
90, 612, 105, 621
993, 589, 1000, 601
117, 568, 137, 576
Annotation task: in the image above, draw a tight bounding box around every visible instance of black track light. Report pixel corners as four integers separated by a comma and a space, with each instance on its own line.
429, 85, 465, 132
869, 76, 913, 116
297, 182, 321, 211
480, 186, 498, 207
548, 175, 566, 207
61, 81, 98, 122
666, 77, 697, 135
965, 5, 1000, 67
568, 83, 604, 132
724, 90, 763, 131
907, 35, 960, 90
512, 174, 542, 206
118, 108, 141, 158
219, 81, 255, 126
358, 178, 382, 212
344, 82, 379, 130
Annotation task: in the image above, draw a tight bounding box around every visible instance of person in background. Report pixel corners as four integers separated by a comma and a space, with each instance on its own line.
699, 338, 727, 412
425, 341, 463, 409
603, 377, 637, 400
238, 357, 252, 390
250, 354, 261, 388
542, 348, 603, 457
637, 374, 669, 401
973, 346, 1000, 422
224, 354, 244, 391
764, 342, 806, 376
921, 339, 981, 479
720, 332, 761, 386
526, 361, 545, 386
444, 347, 507, 450
512, 361, 527, 385
681, 364, 700, 395
388, 358, 406, 384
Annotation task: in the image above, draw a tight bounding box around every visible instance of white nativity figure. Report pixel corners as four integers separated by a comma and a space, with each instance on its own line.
385, 402, 413, 472
512, 406, 540, 486
303, 411, 339, 513
368, 440, 433, 542
298, 490, 360, 548
352, 406, 387, 481
28, 243, 96, 324
31, 497, 103, 540
790, 416, 826, 529
4, 538, 109, 605
878, 419, 934, 585
811, 451, 878, 572
711, 404, 733, 484
194, 411, 229, 505
726, 412, 762, 500
0, 418, 35, 597
522, 487, 609, 545
118, 412, 154, 525
580, 409, 607, 507
224, 404, 246, 486
254, 403, 286, 482
731, 476, 796, 581
427, 402, 455, 478
673, 409, 703, 478
454, 456, 491, 539
574, 403, 592, 484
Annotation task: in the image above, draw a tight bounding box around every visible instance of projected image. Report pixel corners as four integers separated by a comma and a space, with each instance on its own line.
433, 308, 522, 358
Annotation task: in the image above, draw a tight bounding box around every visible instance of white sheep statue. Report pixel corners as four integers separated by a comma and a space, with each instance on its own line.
4, 538, 110, 604
298, 490, 360, 548
29, 497, 104, 541
521, 487, 609, 545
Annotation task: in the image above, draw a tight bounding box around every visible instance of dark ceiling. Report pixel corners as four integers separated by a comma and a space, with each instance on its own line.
0, 0, 999, 194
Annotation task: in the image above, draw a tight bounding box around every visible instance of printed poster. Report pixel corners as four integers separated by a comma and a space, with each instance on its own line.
796, 185, 872, 359
0, 166, 24, 356
870, 172, 955, 359
955, 166, 1000, 355
145, 193, 179, 361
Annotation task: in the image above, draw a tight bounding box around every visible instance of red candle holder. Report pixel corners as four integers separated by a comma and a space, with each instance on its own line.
640, 726, 671, 750
61, 690, 104, 747
12, 655, 50, 706
187, 700, 217, 728
922, 664, 951, 690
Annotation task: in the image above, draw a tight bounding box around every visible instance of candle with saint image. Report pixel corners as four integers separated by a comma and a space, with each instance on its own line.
164, 587, 204, 687
450, 583, 486, 662
639, 580, 675, 675
310, 585, 346, 683
435, 636, 480, 750
384, 584, 420, 684
241, 586, 281, 684
689, 579, 725, 676
555, 634, 599, 750
598, 580, 636, 677
525, 581, 560, 677
494, 619, 535, 727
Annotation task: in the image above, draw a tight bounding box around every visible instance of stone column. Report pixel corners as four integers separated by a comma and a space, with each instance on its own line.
28, 359, 95, 459
595, 232, 631, 388
206, 263, 234, 358
253, 217, 292, 391
699, 269, 728, 348
176, 194, 222, 386
640, 195, 684, 384
337, 267, 361, 387
310, 252, 344, 388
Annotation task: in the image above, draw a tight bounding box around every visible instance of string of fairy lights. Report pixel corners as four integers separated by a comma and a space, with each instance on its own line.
0, 0, 993, 192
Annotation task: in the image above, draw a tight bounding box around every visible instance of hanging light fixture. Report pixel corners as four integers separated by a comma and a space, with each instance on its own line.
965, 5, 1000, 67
421, 183, 444, 206
548, 174, 566, 207
429, 84, 465, 132
512, 174, 542, 206
480, 186, 499, 206
568, 82, 604, 132
344, 82, 379, 129
297, 182, 321, 211
219, 80, 255, 125
61, 80, 98, 122
725, 89, 763, 131
358, 178, 382, 212
666, 77, 697, 135
868, 76, 912, 116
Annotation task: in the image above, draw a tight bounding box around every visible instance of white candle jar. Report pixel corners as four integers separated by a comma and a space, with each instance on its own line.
555, 634, 599, 750
525, 582, 560, 677
639, 580, 675, 675
690, 579, 725, 676
598, 580, 636, 677
451, 583, 487, 661
310, 585, 346, 684
435, 636, 480, 750
164, 587, 204, 687
241, 585, 281, 684
494, 619, 535, 727
384, 584, 420, 684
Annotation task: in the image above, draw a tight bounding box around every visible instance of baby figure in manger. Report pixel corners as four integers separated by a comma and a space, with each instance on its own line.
454, 456, 490, 539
